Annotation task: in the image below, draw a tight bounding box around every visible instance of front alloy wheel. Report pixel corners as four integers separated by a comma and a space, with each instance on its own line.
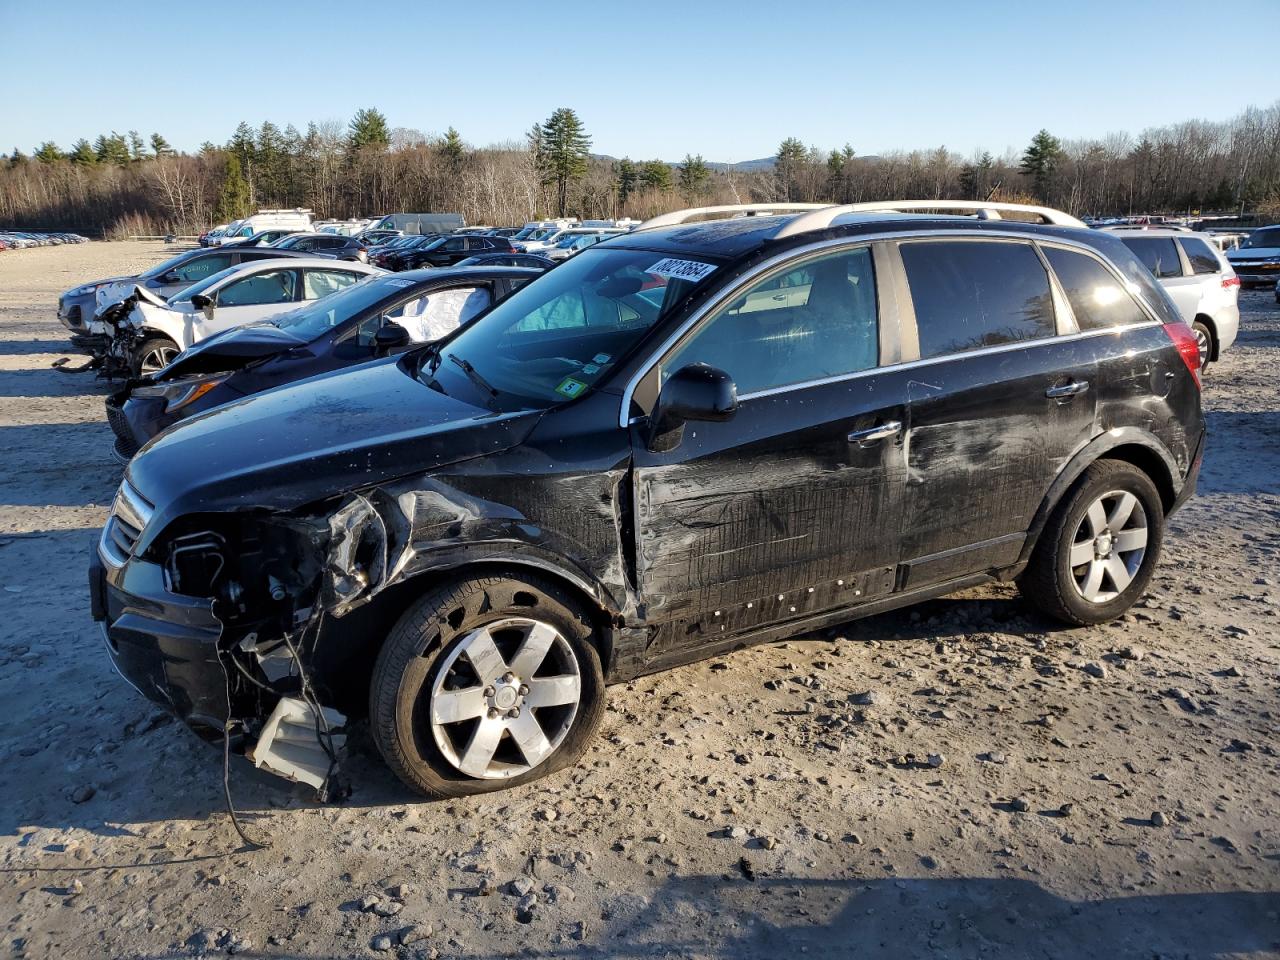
135, 337, 179, 375
429, 617, 581, 779
370, 572, 605, 798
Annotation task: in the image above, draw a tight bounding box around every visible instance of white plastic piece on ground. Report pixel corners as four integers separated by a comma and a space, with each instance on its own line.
247, 696, 347, 790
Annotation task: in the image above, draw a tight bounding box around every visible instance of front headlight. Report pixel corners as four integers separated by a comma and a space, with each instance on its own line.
133, 372, 231, 413
71, 282, 107, 296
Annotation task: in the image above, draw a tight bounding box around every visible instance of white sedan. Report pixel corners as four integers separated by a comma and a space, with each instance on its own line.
122, 258, 383, 370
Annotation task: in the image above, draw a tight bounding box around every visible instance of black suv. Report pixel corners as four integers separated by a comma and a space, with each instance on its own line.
91, 202, 1204, 800
396, 234, 517, 270
270, 232, 368, 260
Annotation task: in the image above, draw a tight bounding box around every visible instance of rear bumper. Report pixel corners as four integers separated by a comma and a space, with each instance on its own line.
91, 549, 230, 738
1170, 427, 1204, 515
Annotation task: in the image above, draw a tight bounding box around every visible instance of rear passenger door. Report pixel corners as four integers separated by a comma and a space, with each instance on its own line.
893, 238, 1097, 587
631, 244, 908, 652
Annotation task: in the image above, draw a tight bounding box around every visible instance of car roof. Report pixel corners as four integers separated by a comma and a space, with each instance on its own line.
1112, 228, 1212, 240
209, 257, 381, 280
395, 266, 545, 282
604, 213, 1103, 262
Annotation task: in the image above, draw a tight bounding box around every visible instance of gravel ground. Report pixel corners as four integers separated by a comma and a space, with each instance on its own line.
1, 241, 1277, 960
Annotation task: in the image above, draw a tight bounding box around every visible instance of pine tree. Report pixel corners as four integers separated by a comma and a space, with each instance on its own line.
1020, 130, 1062, 201
69, 139, 97, 166
95, 132, 130, 166
150, 133, 173, 158
678, 154, 710, 202
960, 151, 995, 200
616, 158, 638, 207
775, 137, 808, 200
128, 130, 147, 162
347, 107, 390, 151
639, 160, 672, 191
538, 108, 591, 216
440, 127, 465, 166
9, 148, 27, 166
215, 153, 252, 222
34, 141, 64, 163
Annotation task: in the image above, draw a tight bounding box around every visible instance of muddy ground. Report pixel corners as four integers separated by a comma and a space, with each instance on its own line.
0, 241, 1277, 960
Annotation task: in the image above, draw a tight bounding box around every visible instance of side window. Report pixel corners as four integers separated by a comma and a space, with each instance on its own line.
395, 286, 492, 342
174, 254, 233, 282
900, 240, 1055, 359
1178, 237, 1221, 275
217, 269, 297, 306
444, 237, 466, 252
1121, 237, 1184, 278
660, 247, 878, 395
1042, 246, 1148, 331
303, 270, 361, 300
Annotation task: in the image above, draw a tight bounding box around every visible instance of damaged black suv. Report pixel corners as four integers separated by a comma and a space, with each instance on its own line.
92, 201, 1205, 799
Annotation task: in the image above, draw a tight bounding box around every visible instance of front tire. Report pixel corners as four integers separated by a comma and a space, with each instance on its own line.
369, 572, 606, 798
1018, 460, 1164, 626
133, 335, 179, 376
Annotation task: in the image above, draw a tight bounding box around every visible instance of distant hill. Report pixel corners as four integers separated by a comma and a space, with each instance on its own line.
591, 154, 777, 172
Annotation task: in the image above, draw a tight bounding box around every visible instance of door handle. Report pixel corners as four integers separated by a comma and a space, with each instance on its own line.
848, 420, 902, 445
1045, 380, 1090, 399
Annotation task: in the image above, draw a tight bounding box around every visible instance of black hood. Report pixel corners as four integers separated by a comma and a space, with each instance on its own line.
127, 355, 542, 549
158, 324, 305, 378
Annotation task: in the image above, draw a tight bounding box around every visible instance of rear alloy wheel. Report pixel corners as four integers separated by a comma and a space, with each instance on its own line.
1018, 460, 1164, 625
370, 573, 605, 798
1191, 321, 1213, 372
134, 336, 179, 376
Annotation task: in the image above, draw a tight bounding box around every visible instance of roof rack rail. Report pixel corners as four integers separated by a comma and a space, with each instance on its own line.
773, 200, 1086, 238
635, 203, 830, 232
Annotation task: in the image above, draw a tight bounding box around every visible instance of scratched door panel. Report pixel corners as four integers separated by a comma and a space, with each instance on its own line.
900, 338, 1097, 585
631, 372, 908, 632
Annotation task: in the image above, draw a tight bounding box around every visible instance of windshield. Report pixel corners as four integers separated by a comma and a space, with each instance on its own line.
140, 250, 206, 280
421, 248, 713, 411
268, 275, 399, 341
526, 229, 558, 242
1241, 227, 1280, 249
167, 265, 244, 305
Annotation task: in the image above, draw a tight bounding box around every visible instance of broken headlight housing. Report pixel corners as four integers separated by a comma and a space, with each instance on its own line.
133, 372, 230, 412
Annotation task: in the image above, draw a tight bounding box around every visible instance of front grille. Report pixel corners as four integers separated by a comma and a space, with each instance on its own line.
98, 479, 155, 567
105, 398, 132, 443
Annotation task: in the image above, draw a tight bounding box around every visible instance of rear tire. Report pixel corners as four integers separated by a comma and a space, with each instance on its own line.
1191, 320, 1214, 372
369, 572, 606, 798
1018, 460, 1164, 626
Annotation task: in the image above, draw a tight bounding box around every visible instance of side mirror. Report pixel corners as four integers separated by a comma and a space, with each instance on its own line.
190, 293, 213, 314
161, 271, 182, 284
648, 362, 737, 452
374, 322, 411, 354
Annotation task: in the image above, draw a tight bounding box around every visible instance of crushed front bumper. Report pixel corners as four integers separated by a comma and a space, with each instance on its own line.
90, 550, 231, 739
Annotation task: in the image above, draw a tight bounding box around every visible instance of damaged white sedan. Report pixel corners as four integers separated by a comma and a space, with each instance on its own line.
92, 258, 382, 376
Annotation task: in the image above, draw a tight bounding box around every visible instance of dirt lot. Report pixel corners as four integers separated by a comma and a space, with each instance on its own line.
0, 241, 1277, 960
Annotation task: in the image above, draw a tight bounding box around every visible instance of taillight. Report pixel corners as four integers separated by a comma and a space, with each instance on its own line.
1222, 274, 1240, 291
1163, 322, 1201, 389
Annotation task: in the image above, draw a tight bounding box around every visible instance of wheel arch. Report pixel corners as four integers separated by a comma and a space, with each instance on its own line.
1016, 430, 1179, 571
1192, 313, 1219, 361
334, 553, 621, 684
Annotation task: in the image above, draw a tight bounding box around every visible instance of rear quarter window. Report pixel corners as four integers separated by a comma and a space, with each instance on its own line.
900, 240, 1056, 359
1042, 246, 1148, 331
1120, 237, 1184, 278
1178, 237, 1221, 275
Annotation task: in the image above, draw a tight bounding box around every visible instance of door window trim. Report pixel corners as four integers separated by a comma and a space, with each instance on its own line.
618, 228, 1169, 427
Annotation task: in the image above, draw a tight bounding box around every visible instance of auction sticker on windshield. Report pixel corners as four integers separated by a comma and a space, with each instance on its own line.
555, 377, 588, 399
646, 258, 717, 283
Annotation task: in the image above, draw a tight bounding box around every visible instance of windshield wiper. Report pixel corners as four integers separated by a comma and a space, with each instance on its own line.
448, 353, 500, 408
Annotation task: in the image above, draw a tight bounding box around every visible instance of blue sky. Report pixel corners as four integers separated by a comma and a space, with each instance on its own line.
3, 0, 1278, 161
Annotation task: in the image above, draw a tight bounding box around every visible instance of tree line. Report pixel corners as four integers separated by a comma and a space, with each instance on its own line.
2, 101, 1278, 237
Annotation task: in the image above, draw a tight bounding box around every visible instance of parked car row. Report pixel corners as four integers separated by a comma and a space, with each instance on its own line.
84, 199, 1207, 802
1, 230, 89, 250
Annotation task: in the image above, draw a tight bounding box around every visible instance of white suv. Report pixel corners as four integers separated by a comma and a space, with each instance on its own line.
1110, 229, 1240, 372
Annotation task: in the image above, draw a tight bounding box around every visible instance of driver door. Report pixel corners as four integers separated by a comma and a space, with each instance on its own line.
196, 268, 299, 341
629, 245, 908, 658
